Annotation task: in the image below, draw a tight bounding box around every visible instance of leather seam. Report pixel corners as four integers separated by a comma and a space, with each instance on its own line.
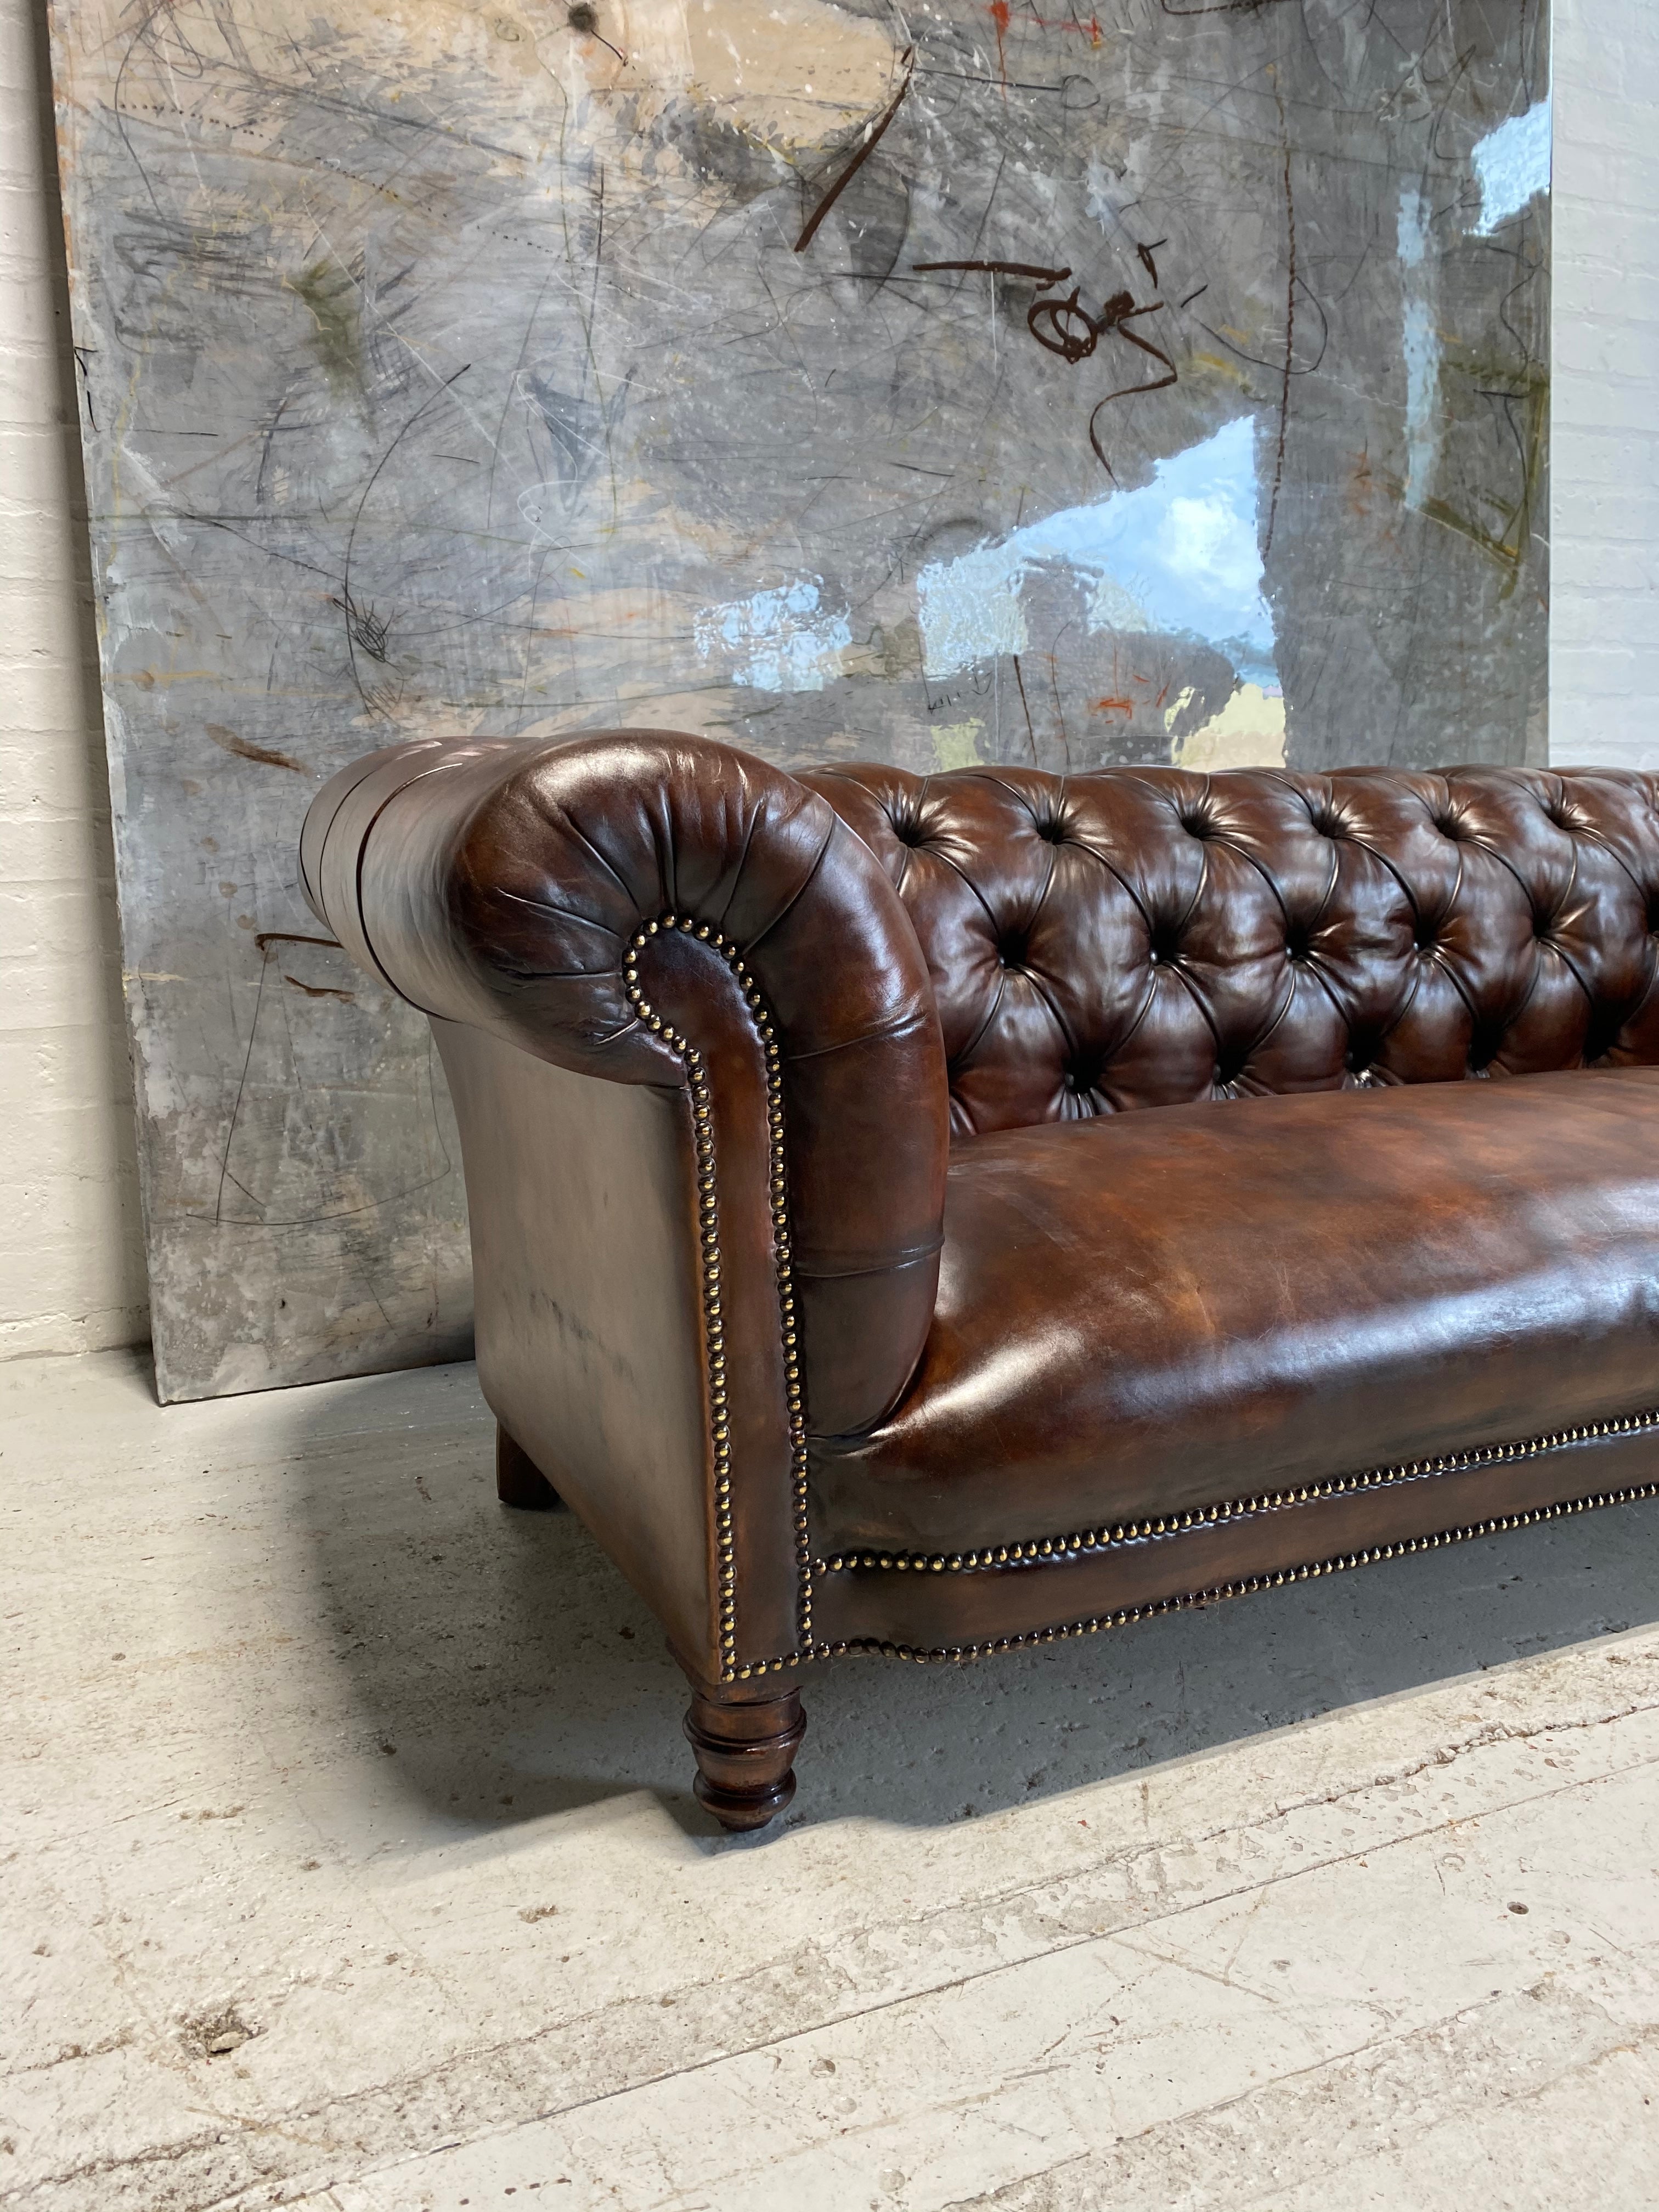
792, 1243, 944, 1282
795, 1477, 1659, 1666
782, 1006, 936, 1066
810, 1406, 1659, 1577
736, 815, 838, 960
350, 760, 475, 1016
623, 913, 812, 1683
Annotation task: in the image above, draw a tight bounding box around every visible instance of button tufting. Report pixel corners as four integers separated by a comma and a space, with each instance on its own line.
809, 760, 1657, 1151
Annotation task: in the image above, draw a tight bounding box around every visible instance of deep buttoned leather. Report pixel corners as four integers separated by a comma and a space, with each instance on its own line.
800, 763, 1659, 1135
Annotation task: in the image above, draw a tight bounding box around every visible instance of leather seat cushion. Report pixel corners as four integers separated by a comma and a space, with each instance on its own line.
808, 1068, 1659, 1553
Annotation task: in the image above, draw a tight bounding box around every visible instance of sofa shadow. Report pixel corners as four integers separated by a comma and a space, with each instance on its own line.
286, 1363, 1659, 1843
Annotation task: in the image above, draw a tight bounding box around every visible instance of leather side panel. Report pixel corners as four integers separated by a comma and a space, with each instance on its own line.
433, 1020, 716, 1672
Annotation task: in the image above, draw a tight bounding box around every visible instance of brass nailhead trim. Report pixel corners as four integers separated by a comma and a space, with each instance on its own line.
814, 1408, 1659, 1577
755, 1477, 1659, 1670
625, 914, 812, 1684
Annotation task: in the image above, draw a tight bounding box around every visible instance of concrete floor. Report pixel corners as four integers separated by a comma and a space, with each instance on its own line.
3, 1354, 1659, 2211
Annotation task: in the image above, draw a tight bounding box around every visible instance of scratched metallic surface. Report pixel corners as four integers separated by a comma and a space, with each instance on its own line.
47, 0, 1548, 1399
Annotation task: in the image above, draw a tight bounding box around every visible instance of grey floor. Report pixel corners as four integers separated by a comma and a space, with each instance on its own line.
4, 1349, 1658, 2209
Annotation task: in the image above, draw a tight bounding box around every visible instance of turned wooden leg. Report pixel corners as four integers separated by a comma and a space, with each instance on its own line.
495, 1424, 562, 1511
684, 1684, 806, 1833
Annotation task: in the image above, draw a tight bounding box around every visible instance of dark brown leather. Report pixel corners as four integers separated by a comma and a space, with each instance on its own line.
810, 1067, 1659, 1549
812, 1419, 1659, 1656
301, 737, 1659, 1692
303, 731, 950, 1437
800, 763, 1659, 1136
437, 1022, 721, 1669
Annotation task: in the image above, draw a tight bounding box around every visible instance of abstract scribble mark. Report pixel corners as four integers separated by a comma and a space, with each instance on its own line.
1137, 239, 1166, 285
1020, 3, 1104, 38
990, 0, 1011, 87
72, 346, 98, 431
912, 66, 1076, 92
215, 946, 269, 1228
1029, 285, 1103, 363
205, 724, 307, 774
340, 365, 471, 718
332, 594, 393, 663
1012, 653, 1039, 764
916, 252, 1177, 469
913, 260, 1074, 284
1394, 365, 1547, 598
1264, 91, 1296, 560
287, 255, 362, 395
284, 975, 356, 1002
253, 933, 343, 953
521, 374, 611, 501
566, 2, 625, 64
793, 46, 915, 255
1159, 0, 1291, 13
1193, 274, 1328, 379
1087, 296, 1178, 477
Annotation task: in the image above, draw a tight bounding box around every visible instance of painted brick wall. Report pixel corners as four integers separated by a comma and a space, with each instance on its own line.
0, 0, 1654, 1363
1551, 0, 1659, 769
1, 0, 146, 1358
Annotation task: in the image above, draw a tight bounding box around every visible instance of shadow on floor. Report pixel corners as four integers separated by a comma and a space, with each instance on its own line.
283, 1363, 1659, 1844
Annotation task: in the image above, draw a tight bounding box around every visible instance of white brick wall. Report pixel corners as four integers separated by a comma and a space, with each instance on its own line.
0, 0, 146, 1359
0, 0, 1654, 1362
1551, 0, 1659, 768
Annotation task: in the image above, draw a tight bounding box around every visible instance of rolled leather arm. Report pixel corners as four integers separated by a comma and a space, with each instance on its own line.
300, 730, 950, 1433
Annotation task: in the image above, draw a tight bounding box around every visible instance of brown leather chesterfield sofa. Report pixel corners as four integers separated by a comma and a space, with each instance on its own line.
301, 733, 1659, 1829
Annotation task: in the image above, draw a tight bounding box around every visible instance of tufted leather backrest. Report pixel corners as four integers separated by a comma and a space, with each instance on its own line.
799, 764, 1659, 1139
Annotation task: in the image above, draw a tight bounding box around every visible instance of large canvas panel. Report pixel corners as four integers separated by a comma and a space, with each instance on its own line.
47, 0, 1549, 1398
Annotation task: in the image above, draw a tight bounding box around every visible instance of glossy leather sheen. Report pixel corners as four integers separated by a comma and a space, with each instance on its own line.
809, 1068, 1659, 1552
304, 741, 1659, 1671
302, 730, 950, 1438
799, 764, 1659, 1134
